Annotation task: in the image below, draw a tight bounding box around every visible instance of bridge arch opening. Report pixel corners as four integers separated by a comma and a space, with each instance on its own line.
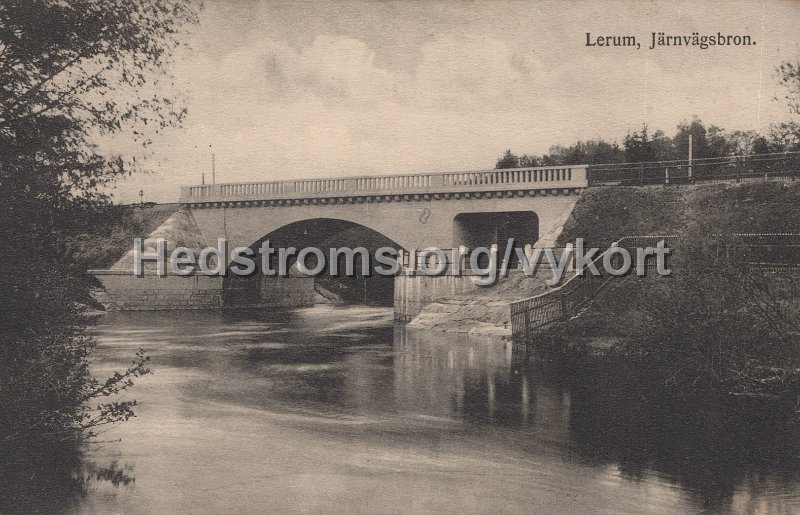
224, 218, 404, 308
453, 211, 539, 268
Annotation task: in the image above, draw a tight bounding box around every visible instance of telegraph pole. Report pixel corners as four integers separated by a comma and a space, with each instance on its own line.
688, 134, 693, 181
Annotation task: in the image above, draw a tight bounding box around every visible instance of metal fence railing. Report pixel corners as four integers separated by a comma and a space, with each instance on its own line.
509, 240, 627, 348
587, 151, 800, 187
509, 233, 800, 353
720, 233, 800, 270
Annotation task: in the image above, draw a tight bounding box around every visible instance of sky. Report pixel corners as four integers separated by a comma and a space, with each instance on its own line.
104, 0, 800, 203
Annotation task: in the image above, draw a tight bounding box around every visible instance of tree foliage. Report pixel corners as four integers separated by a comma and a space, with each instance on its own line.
0, 0, 198, 445
496, 139, 624, 169
623, 124, 657, 163
770, 60, 800, 150
497, 60, 800, 169
622, 229, 800, 396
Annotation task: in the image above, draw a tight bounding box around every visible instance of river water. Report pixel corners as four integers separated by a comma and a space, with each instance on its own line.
22, 306, 800, 513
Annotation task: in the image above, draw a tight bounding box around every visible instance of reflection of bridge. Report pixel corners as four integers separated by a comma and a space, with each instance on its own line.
180, 165, 587, 253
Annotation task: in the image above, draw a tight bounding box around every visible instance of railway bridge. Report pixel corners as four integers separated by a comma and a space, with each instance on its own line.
94, 164, 588, 311
180, 164, 588, 252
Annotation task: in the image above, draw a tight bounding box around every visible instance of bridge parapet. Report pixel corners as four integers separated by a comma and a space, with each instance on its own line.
179, 165, 587, 204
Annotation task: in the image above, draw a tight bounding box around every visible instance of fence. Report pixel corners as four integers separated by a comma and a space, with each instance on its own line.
587, 151, 800, 187
720, 233, 800, 270
509, 233, 800, 354
509, 239, 631, 347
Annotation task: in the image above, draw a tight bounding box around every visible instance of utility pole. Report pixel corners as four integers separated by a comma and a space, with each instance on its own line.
688, 134, 693, 181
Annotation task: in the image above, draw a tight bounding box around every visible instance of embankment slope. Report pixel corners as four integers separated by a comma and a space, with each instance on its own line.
410, 180, 800, 335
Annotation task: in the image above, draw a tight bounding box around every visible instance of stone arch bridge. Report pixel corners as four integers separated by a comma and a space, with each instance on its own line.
182, 165, 587, 252
94, 165, 588, 312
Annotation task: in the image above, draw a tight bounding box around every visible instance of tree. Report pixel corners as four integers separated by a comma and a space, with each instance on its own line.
726, 130, 760, 156
622, 229, 800, 397
496, 140, 625, 169
583, 140, 625, 164
776, 60, 800, 116
0, 1, 198, 446
672, 118, 711, 160
495, 149, 520, 169
770, 60, 800, 151
518, 153, 541, 167
624, 124, 657, 163
651, 129, 675, 161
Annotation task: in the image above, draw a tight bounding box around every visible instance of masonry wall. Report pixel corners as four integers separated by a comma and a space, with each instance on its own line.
189, 193, 581, 252
92, 272, 315, 310
394, 273, 484, 321
93, 272, 225, 310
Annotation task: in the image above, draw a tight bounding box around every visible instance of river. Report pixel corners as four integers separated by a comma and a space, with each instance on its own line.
15, 306, 800, 513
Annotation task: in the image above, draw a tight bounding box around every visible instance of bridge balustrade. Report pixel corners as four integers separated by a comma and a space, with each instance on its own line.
178, 164, 587, 203
442, 167, 573, 186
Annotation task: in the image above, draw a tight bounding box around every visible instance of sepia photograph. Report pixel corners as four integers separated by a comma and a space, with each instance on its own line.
1, 0, 799, 513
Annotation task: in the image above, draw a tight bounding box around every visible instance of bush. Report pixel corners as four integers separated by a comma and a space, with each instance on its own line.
0, 249, 151, 444
619, 229, 800, 397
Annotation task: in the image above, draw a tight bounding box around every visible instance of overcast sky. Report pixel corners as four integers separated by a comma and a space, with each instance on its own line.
105, 0, 800, 203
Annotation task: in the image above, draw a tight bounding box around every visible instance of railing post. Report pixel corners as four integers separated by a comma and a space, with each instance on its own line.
524, 305, 532, 343
564, 243, 574, 273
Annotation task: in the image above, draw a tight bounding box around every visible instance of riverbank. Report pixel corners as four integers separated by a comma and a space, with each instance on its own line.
557, 180, 800, 246
538, 181, 800, 398
405, 270, 553, 336
409, 180, 800, 335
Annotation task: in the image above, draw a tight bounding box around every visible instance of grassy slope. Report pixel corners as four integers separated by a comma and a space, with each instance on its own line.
412, 180, 799, 335
556, 180, 800, 340
70, 203, 182, 270
558, 181, 800, 246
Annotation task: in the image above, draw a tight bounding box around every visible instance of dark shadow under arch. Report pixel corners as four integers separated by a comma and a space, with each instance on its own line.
224, 218, 405, 307
453, 211, 539, 268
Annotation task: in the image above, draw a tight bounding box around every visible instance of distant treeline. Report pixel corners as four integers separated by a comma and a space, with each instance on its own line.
496, 117, 799, 169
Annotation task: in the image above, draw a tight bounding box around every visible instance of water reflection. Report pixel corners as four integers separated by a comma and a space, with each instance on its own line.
2, 307, 797, 513
397, 325, 800, 512
0, 442, 135, 515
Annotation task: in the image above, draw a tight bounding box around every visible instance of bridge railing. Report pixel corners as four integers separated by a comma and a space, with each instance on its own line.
179, 165, 588, 203
587, 151, 800, 186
